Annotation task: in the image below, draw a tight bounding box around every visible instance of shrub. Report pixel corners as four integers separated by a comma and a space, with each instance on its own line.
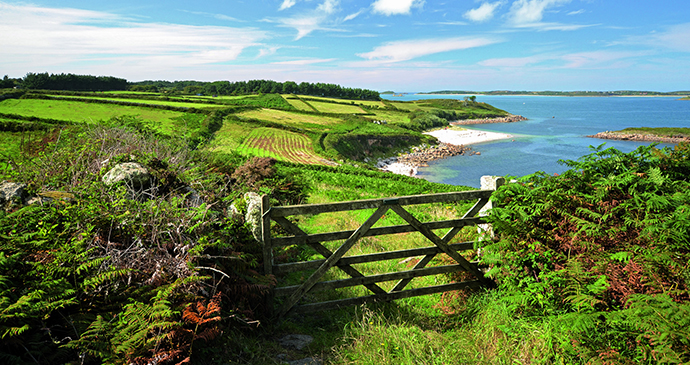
0, 125, 299, 364
480, 143, 690, 363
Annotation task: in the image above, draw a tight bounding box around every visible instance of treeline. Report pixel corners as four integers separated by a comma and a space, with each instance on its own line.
131, 79, 381, 100
1, 75, 20, 89
21, 72, 128, 91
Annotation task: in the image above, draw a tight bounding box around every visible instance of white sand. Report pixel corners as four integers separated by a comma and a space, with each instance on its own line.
424, 128, 514, 145
379, 128, 514, 177
380, 162, 417, 176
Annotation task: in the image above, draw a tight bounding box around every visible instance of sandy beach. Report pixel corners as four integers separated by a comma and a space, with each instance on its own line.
424, 128, 514, 145
379, 128, 514, 176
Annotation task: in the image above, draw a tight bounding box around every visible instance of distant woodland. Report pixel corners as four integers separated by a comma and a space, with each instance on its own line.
3, 72, 381, 101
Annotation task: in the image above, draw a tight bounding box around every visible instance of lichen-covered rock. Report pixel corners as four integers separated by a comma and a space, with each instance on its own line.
0, 181, 27, 205
244, 192, 263, 242
102, 162, 151, 188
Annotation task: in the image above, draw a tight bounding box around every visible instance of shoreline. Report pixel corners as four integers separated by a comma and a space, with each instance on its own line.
379, 127, 515, 177
450, 114, 527, 125
587, 132, 690, 144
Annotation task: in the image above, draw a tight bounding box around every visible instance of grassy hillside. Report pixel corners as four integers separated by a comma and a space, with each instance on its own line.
4, 86, 686, 364
1, 90, 508, 167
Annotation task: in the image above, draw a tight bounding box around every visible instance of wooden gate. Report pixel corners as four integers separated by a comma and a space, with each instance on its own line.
261, 182, 502, 317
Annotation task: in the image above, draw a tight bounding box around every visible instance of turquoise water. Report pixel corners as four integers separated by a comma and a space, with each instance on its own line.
382, 95, 690, 188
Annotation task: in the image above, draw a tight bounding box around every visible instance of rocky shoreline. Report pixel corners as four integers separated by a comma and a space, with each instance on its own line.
378, 143, 478, 176
398, 143, 476, 167
451, 114, 527, 125
587, 132, 690, 144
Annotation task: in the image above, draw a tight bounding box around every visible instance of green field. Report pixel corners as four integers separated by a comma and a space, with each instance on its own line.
367, 109, 413, 124
235, 127, 325, 164
0, 98, 184, 126
52, 95, 226, 109
238, 108, 344, 127
308, 100, 368, 114
282, 96, 315, 111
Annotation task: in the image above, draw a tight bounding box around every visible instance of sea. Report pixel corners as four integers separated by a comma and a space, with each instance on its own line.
381, 94, 690, 188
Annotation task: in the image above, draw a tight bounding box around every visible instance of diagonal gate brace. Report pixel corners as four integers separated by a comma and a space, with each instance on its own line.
276, 205, 390, 317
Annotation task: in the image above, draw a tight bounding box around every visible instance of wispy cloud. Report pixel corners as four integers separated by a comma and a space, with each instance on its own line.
272, 58, 337, 65
180, 10, 243, 22
479, 54, 550, 67
344, 9, 364, 22
272, 0, 340, 40
357, 37, 500, 62
279, 0, 297, 11
511, 22, 596, 31
464, 1, 504, 23
480, 50, 650, 69
634, 23, 690, 52
560, 50, 651, 68
371, 0, 425, 16
567, 9, 585, 16
0, 3, 267, 71
507, 0, 571, 25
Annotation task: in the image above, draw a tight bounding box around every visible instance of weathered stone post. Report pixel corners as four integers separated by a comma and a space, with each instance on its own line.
478, 175, 505, 240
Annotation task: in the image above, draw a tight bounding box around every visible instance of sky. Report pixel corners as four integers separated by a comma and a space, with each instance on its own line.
1, 0, 689, 91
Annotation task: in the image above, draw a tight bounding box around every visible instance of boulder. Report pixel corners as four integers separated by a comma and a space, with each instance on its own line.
278, 334, 314, 351
0, 181, 27, 205
102, 163, 151, 188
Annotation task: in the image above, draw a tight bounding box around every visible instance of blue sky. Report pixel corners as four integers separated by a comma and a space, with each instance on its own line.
1, 0, 689, 91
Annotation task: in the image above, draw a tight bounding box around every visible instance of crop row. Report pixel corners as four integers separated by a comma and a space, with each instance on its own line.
237, 128, 325, 165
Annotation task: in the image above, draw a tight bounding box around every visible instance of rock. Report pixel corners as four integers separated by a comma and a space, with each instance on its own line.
182, 186, 203, 207
244, 192, 263, 242
278, 334, 314, 351
288, 358, 322, 365
102, 163, 151, 188
0, 181, 27, 205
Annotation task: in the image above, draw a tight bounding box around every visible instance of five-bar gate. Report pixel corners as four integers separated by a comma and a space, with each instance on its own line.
261, 182, 502, 317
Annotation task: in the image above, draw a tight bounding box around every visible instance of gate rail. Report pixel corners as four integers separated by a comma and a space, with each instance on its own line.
261, 178, 503, 317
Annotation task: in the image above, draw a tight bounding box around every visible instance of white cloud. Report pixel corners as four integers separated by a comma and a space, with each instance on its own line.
371, 0, 424, 16
512, 22, 596, 31
272, 58, 337, 65
0, 3, 267, 73
357, 37, 500, 62
507, 0, 571, 25
464, 2, 503, 23
644, 23, 690, 52
567, 9, 585, 16
317, 0, 339, 14
279, 0, 297, 11
344, 10, 364, 22
480, 50, 650, 70
560, 50, 650, 68
479, 54, 549, 67
273, 0, 341, 39
278, 16, 322, 40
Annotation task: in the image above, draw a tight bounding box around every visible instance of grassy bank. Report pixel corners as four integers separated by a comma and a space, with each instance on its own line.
615, 126, 690, 138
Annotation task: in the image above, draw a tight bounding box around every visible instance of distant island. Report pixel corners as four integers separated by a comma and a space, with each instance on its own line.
588, 127, 690, 143
420, 90, 690, 97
